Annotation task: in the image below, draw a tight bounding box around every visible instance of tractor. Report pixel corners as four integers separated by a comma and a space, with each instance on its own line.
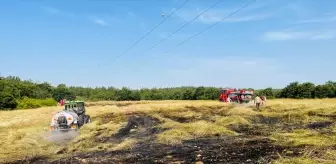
219, 88, 254, 103
50, 100, 91, 132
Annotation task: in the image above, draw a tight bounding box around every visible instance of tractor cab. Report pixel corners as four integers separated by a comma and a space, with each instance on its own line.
64, 100, 86, 115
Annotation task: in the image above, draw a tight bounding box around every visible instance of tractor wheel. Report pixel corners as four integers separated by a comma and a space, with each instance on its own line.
85, 115, 91, 124
72, 124, 79, 131
78, 115, 85, 127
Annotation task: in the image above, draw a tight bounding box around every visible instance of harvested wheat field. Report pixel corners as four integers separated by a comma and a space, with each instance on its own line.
1, 99, 336, 164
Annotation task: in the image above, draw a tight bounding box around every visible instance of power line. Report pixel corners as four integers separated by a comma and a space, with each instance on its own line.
138, 0, 223, 56
116, 0, 189, 59
164, 0, 257, 54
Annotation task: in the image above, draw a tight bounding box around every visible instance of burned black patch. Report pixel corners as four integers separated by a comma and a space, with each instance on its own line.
98, 111, 147, 124
97, 114, 164, 143
99, 113, 127, 124
4, 156, 49, 164
114, 115, 162, 139
279, 123, 305, 131
254, 115, 280, 125
165, 115, 191, 123
228, 124, 273, 136
30, 136, 305, 164
307, 121, 334, 129
307, 112, 336, 120
163, 114, 214, 123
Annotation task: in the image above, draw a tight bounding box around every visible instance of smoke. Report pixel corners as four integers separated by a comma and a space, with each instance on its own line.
46, 130, 79, 144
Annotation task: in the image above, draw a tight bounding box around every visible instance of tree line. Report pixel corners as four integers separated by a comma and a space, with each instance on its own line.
0, 75, 335, 109
258, 81, 336, 99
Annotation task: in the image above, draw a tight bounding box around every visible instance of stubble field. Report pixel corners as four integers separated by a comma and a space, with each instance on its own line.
0, 99, 335, 164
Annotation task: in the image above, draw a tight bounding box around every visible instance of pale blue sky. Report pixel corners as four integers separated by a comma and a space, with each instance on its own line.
0, 0, 335, 89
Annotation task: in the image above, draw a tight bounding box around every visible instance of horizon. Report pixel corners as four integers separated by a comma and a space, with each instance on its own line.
1, 74, 333, 91
1, 0, 335, 89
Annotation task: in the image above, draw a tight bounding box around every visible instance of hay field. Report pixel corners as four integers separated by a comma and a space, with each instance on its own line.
0, 99, 335, 163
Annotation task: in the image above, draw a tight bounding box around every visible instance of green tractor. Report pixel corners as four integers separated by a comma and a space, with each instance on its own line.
50, 100, 91, 132
64, 100, 91, 127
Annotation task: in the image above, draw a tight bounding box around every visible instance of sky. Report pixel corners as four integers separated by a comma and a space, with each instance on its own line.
0, 0, 335, 89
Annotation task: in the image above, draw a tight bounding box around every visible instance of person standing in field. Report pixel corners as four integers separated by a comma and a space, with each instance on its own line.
254, 95, 262, 110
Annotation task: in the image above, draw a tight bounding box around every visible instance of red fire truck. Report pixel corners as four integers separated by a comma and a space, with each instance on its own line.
219, 88, 254, 103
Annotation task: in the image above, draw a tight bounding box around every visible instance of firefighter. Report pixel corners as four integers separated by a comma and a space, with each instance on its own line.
254, 95, 262, 110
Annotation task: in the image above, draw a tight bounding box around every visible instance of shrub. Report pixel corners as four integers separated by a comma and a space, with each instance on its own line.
16, 97, 57, 109
40, 98, 58, 106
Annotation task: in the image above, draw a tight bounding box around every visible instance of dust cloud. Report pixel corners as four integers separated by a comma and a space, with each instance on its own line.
45, 130, 79, 144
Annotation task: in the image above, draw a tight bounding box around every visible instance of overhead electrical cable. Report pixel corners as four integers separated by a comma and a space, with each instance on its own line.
164, 0, 257, 54
116, 0, 189, 59
138, 0, 223, 56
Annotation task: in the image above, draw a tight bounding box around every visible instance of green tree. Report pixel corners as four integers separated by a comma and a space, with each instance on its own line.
297, 82, 315, 98
193, 86, 206, 100
203, 87, 220, 100
259, 87, 274, 99
116, 87, 133, 101
279, 82, 299, 98
315, 84, 334, 98
52, 84, 76, 102
180, 87, 195, 100
325, 81, 336, 97
0, 80, 20, 109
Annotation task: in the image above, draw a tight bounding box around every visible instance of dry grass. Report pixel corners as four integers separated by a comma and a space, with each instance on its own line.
272, 148, 336, 164
0, 99, 336, 163
0, 106, 61, 162
111, 138, 138, 151
271, 129, 336, 147
214, 115, 251, 127
67, 120, 123, 153
156, 120, 236, 145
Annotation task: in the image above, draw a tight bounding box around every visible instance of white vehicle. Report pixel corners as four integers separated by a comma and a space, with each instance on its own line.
50, 101, 91, 132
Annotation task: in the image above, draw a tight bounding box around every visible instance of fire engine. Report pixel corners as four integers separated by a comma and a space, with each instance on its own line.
219, 88, 254, 103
